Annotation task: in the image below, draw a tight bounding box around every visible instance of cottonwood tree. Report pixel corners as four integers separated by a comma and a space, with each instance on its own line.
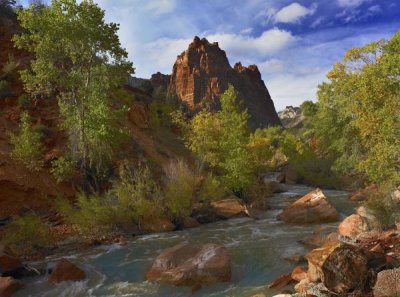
14, 0, 133, 179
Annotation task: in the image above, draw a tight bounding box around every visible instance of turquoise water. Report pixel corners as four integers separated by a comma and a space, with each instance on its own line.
15, 184, 355, 297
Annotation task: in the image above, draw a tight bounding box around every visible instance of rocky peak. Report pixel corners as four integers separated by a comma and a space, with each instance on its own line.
150, 72, 170, 90
167, 36, 281, 128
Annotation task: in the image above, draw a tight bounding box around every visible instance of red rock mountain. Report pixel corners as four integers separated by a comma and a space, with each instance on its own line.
167, 36, 281, 128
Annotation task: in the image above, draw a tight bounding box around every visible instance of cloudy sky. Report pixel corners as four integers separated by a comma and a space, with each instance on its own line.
20, 0, 400, 110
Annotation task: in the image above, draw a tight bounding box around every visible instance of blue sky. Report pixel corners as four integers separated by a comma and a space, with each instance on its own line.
19, 0, 400, 110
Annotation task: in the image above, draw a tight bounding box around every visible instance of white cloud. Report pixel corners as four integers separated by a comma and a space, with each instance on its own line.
145, 0, 176, 15
259, 59, 286, 74
310, 16, 324, 28
337, 0, 369, 8
274, 2, 317, 23
240, 28, 253, 35
207, 28, 295, 58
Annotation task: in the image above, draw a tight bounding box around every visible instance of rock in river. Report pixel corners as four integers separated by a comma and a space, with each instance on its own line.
48, 259, 86, 284
146, 243, 231, 286
277, 188, 340, 224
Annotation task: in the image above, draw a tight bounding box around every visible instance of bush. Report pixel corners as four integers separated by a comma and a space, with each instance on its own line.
112, 162, 163, 229
149, 100, 175, 128
198, 174, 227, 202
51, 157, 76, 183
1, 214, 54, 254
0, 80, 11, 98
10, 112, 43, 171
364, 188, 400, 229
56, 163, 163, 235
2, 54, 17, 78
165, 160, 197, 220
56, 193, 116, 237
17, 94, 30, 107
114, 88, 134, 105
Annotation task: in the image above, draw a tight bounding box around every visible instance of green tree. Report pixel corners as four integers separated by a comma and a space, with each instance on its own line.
183, 85, 257, 192
10, 112, 43, 171
14, 0, 133, 178
313, 32, 400, 186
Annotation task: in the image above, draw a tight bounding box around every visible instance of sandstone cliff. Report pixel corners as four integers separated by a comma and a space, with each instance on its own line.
167, 36, 281, 128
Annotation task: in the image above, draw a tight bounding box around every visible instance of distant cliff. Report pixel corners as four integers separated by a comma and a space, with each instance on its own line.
167, 36, 281, 128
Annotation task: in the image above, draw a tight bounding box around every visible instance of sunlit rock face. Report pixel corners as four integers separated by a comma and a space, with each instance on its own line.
167, 36, 281, 128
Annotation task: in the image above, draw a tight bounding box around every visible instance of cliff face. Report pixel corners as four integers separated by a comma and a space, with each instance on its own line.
167, 36, 281, 128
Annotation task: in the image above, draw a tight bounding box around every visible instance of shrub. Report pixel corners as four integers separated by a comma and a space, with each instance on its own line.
364, 188, 400, 229
10, 112, 43, 171
51, 157, 76, 183
165, 160, 197, 220
56, 163, 163, 235
56, 193, 116, 237
152, 85, 166, 101
114, 88, 134, 105
198, 174, 227, 202
0, 80, 11, 98
2, 54, 17, 78
149, 100, 174, 128
112, 162, 163, 229
1, 214, 54, 254
17, 94, 30, 107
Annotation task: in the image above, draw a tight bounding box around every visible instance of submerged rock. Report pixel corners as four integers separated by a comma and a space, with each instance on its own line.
277, 189, 340, 224
48, 259, 86, 284
0, 276, 23, 297
146, 243, 231, 286
266, 273, 294, 289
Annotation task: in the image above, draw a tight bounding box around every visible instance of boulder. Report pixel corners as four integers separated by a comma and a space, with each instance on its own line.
167, 36, 281, 129
182, 217, 201, 229
141, 217, 175, 233
349, 184, 378, 201
277, 189, 340, 224
338, 214, 371, 238
146, 243, 231, 286
291, 266, 308, 282
191, 203, 219, 224
48, 259, 86, 283
373, 268, 400, 297
264, 180, 287, 194
266, 273, 294, 289
0, 249, 23, 278
0, 277, 23, 297
211, 197, 248, 219
299, 227, 338, 248
306, 240, 369, 294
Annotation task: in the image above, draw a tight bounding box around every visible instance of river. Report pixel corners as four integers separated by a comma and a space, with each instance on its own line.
15, 182, 355, 297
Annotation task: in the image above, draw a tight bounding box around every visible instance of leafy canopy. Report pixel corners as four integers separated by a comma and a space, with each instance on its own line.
14, 0, 133, 176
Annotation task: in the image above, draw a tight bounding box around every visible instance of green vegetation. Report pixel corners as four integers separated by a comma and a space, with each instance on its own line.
2, 54, 18, 79
0, 80, 11, 98
178, 85, 259, 195
198, 174, 227, 202
14, 0, 133, 180
51, 156, 76, 183
1, 214, 54, 254
17, 94, 30, 107
138, 80, 154, 95
165, 160, 197, 220
10, 112, 43, 171
305, 32, 400, 187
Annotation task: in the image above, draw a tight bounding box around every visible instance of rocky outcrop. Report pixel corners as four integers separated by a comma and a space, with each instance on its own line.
0, 276, 23, 297
278, 106, 304, 129
277, 189, 340, 224
48, 259, 86, 284
150, 72, 170, 90
167, 36, 281, 128
146, 243, 231, 286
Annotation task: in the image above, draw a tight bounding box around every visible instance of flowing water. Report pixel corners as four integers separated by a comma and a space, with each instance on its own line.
15, 182, 356, 297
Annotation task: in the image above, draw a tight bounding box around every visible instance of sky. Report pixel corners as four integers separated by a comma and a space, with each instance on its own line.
19, 0, 400, 110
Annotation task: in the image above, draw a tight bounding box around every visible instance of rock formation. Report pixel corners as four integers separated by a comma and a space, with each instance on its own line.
150, 72, 170, 90
278, 106, 304, 129
146, 243, 231, 285
167, 36, 281, 128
